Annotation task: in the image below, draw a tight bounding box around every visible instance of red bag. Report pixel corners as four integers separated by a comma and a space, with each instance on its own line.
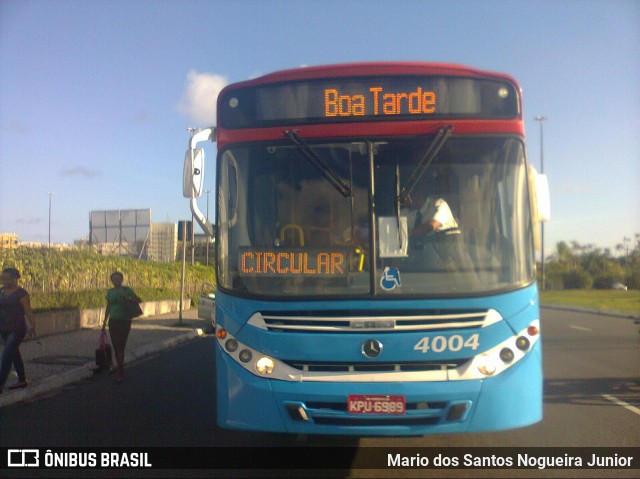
95, 329, 112, 372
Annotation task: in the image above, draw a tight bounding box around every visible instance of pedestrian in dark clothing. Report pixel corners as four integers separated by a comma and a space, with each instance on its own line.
0, 267, 36, 393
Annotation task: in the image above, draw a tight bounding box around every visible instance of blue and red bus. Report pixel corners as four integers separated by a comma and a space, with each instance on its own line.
184, 62, 547, 435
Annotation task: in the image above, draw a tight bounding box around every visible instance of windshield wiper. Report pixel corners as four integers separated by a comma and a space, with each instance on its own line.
284, 130, 352, 197
398, 125, 453, 206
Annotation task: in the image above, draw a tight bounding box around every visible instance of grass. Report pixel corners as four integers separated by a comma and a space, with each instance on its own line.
540, 289, 640, 315
31, 287, 188, 313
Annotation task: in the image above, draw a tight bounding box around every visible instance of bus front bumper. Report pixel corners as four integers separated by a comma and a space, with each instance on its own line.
215, 343, 542, 436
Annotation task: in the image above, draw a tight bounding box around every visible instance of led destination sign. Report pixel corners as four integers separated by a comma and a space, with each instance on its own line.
325, 86, 436, 117
220, 76, 519, 128
239, 248, 347, 277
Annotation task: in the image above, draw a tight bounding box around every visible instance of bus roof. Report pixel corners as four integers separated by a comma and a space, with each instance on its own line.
222, 62, 520, 91
216, 62, 524, 139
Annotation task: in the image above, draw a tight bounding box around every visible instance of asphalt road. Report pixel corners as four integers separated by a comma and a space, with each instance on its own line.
1, 308, 638, 477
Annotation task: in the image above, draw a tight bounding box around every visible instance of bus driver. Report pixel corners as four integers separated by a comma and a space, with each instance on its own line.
407, 195, 458, 236
401, 170, 467, 274
404, 172, 459, 237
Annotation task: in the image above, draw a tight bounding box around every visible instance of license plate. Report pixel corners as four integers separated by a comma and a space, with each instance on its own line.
347, 395, 406, 415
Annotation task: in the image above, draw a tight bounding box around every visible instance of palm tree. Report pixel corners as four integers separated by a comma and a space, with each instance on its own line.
556, 241, 573, 265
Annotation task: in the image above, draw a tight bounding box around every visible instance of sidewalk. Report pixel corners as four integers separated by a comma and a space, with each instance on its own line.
0, 309, 212, 408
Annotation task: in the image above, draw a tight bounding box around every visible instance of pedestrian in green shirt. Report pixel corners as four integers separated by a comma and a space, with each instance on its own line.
101, 272, 142, 383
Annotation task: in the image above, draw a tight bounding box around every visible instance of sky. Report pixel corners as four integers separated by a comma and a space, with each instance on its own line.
1, 0, 638, 257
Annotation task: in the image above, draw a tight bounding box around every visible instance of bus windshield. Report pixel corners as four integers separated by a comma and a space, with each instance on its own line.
217, 135, 534, 297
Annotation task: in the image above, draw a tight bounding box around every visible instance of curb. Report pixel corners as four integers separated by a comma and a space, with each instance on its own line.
541, 304, 640, 320
0, 329, 206, 408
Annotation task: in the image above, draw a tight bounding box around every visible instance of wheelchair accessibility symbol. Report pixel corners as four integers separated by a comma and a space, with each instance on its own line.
380, 266, 401, 291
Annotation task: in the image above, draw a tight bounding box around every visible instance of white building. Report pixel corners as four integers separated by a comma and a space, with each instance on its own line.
149, 223, 178, 262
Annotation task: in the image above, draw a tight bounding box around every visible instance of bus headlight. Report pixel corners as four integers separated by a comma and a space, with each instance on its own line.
239, 349, 253, 363
499, 347, 515, 363
255, 356, 275, 375
515, 336, 530, 351
216, 330, 286, 379
477, 355, 497, 376
225, 338, 239, 352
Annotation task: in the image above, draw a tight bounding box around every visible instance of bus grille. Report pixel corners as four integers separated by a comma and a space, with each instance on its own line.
283, 360, 468, 373
248, 309, 499, 333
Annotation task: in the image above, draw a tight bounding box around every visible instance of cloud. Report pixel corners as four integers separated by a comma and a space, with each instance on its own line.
177, 70, 228, 126
16, 217, 41, 225
132, 109, 152, 125
61, 166, 101, 178
553, 179, 591, 197
3, 119, 31, 134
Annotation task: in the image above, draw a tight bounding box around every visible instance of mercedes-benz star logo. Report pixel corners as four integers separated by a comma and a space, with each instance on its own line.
362, 339, 383, 358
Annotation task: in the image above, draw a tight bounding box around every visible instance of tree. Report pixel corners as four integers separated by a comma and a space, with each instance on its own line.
563, 268, 593, 289
556, 241, 573, 264
543, 238, 639, 290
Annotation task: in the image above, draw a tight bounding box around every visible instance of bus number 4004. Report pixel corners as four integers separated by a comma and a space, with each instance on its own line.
413, 334, 480, 353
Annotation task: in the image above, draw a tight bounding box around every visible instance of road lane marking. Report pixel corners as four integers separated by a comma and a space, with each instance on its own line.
570, 325, 592, 332
602, 394, 640, 416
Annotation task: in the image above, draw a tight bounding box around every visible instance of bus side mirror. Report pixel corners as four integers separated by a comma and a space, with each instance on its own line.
535, 173, 550, 222
183, 148, 205, 198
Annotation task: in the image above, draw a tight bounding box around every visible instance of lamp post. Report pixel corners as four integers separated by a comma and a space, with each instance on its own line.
624, 236, 630, 271
47, 191, 55, 247
534, 115, 548, 290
